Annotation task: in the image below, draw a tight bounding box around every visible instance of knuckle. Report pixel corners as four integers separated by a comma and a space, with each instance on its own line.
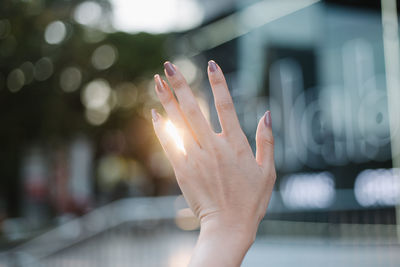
211, 144, 223, 160
265, 137, 274, 146
226, 130, 247, 144
172, 78, 187, 90
236, 143, 249, 157
216, 100, 234, 112
183, 103, 198, 117
212, 77, 225, 86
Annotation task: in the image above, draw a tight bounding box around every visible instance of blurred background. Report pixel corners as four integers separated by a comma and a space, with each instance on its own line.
0, 0, 400, 266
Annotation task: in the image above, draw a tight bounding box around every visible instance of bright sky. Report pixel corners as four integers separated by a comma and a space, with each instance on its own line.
110, 0, 204, 33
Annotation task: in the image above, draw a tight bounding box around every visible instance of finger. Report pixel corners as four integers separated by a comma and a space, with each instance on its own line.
207, 60, 242, 136
154, 74, 197, 152
255, 111, 275, 173
164, 61, 213, 147
152, 109, 186, 168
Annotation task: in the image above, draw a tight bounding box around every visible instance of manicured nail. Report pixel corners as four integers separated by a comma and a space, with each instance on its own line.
264, 111, 272, 128
154, 74, 163, 93
151, 109, 159, 122
164, 61, 175, 76
208, 60, 217, 72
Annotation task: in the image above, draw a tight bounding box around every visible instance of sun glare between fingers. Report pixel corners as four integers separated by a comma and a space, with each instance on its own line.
165, 120, 186, 154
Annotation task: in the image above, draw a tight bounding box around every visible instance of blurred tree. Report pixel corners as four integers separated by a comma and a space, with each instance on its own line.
0, 0, 172, 218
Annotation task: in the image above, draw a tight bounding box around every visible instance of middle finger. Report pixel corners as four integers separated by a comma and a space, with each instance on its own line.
164, 61, 213, 148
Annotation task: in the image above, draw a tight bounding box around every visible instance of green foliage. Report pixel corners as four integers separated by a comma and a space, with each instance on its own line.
0, 0, 173, 215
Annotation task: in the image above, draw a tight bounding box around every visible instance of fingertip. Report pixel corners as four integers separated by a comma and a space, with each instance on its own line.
164, 61, 176, 76
256, 111, 275, 170
163, 62, 187, 87
208, 60, 218, 73
151, 108, 160, 123
154, 73, 162, 84
264, 110, 272, 129
207, 60, 226, 86
256, 111, 274, 140
154, 74, 163, 94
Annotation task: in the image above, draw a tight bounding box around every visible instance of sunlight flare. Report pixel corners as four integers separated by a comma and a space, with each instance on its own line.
165, 120, 186, 154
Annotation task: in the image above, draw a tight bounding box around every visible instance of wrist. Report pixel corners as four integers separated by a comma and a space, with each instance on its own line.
199, 215, 258, 250
189, 218, 256, 267
200, 212, 259, 244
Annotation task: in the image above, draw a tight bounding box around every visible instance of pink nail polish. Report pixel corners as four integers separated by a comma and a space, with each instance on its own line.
264, 111, 272, 128
208, 60, 217, 72
151, 109, 159, 122
154, 74, 163, 93
164, 61, 175, 76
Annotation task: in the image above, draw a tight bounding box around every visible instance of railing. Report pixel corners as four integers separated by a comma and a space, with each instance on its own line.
0, 194, 399, 266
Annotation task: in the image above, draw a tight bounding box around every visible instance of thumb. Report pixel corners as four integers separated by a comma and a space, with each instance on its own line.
255, 111, 275, 173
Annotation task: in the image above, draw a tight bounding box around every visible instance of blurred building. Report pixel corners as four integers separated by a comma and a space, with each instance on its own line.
177, 0, 399, 223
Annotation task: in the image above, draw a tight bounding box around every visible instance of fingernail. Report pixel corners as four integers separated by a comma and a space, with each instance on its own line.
151, 109, 159, 122
208, 60, 217, 72
154, 74, 163, 93
164, 61, 175, 76
264, 111, 272, 128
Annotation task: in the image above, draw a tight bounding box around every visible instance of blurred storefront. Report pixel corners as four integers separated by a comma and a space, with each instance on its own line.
178, 0, 399, 223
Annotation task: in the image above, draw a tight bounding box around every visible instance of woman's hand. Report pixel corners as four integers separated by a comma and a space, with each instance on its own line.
152, 60, 276, 266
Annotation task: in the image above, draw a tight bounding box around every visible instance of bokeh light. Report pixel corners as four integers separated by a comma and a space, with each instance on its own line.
175, 208, 199, 231
111, 0, 204, 33
7, 69, 24, 93
115, 82, 137, 109
60, 67, 82, 93
354, 168, 400, 207
44, 21, 67, 45
91, 44, 118, 70
34, 57, 53, 81
85, 105, 110, 126
81, 79, 113, 125
280, 172, 336, 209
73, 1, 103, 26
81, 79, 111, 110
19, 61, 34, 85
82, 28, 106, 43
97, 155, 126, 188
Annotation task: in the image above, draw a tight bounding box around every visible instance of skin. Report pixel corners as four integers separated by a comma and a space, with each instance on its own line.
152, 60, 276, 267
